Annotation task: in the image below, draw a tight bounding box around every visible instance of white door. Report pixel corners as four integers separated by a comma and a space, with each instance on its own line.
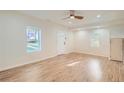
57, 32, 66, 55
110, 38, 123, 61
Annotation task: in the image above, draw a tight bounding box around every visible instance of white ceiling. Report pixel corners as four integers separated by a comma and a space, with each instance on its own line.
19, 10, 124, 29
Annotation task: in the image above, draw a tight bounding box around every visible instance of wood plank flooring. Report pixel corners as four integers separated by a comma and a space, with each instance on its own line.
0, 53, 124, 82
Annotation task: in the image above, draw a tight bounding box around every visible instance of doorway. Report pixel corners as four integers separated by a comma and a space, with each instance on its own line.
57, 32, 66, 55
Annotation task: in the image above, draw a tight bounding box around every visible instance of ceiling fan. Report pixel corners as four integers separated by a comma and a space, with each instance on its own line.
63, 10, 84, 20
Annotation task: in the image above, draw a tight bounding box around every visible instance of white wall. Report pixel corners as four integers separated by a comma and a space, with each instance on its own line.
0, 20, 2, 63
73, 25, 124, 57
0, 11, 73, 71
0, 16, 6, 67
66, 31, 74, 53
109, 25, 124, 38
0, 20, 1, 63
74, 29, 110, 57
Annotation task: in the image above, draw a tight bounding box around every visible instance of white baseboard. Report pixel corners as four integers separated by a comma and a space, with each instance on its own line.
74, 51, 109, 58
0, 52, 109, 72
0, 54, 57, 72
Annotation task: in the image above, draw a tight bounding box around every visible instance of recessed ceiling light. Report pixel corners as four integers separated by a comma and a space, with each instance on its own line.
97, 14, 101, 18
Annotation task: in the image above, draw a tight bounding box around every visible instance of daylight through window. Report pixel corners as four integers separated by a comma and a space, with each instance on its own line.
26, 26, 41, 53
91, 32, 100, 48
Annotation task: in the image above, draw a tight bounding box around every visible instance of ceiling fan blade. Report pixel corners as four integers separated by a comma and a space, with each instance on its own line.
74, 16, 84, 20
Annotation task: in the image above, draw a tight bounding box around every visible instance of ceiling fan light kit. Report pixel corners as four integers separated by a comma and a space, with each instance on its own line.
70, 16, 75, 19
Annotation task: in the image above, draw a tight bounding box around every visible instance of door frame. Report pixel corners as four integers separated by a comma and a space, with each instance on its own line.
57, 31, 67, 55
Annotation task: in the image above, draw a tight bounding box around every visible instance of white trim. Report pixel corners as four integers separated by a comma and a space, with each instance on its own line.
0, 54, 57, 72
74, 51, 109, 58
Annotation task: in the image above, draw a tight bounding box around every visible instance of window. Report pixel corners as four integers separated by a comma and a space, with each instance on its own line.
26, 26, 41, 53
91, 32, 100, 48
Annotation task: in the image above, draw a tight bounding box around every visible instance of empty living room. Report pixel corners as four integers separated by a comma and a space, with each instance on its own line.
0, 10, 124, 82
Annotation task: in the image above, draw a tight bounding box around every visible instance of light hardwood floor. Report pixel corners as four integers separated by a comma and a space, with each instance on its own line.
0, 53, 124, 82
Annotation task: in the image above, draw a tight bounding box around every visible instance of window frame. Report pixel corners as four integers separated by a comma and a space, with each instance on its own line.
25, 26, 41, 53
91, 32, 100, 48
